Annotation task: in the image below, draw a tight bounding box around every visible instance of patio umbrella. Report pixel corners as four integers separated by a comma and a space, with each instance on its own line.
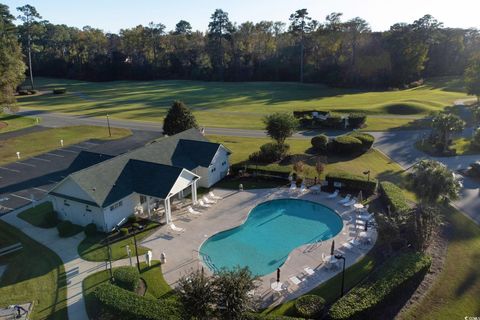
330, 240, 335, 255
276, 268, 281, 283
364, 221, 368, 232
358, 191, 363, 203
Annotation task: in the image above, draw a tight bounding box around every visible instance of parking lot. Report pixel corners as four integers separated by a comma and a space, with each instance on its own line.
0, 130, 161, 215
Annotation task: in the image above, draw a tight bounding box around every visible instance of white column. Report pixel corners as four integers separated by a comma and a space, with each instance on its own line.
164, 198, 172, 224
191, 181, 198, 204
146, 196, 151, 219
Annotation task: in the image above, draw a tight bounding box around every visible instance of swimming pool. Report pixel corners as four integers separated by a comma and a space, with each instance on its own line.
199, 198, 343, 276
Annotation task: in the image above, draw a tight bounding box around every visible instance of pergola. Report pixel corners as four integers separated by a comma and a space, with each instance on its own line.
139, 168, 199, 224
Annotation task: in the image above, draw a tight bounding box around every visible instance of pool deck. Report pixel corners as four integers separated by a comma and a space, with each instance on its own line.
142, 187, 377, 308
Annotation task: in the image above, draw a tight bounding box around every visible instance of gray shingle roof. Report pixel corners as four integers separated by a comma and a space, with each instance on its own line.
53, 128, 223, 207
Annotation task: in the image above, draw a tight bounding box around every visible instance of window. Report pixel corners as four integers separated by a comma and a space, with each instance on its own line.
222, 161, 227, 166
86, 205, 92, 212
64, 199, 70, 207
140, 195, 147, 204
110, 201, 123, 211
211, 167, 216, 173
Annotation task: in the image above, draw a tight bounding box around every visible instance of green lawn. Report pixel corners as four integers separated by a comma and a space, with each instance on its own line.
0, 125, 131, 166
400, 206, 480, 320
78, 221, 160, 261
416, 136, 480, 156
17, 76, 469, 130
17, 202, 57, 228
0, 113, 37, 133
0, 220, 67, 320
82, 261, 172, 319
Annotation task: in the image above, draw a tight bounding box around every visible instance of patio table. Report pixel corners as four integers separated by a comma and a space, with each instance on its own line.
271, 281, 284, 291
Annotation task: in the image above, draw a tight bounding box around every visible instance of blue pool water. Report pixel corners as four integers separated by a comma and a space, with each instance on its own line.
199, 199, 343, 276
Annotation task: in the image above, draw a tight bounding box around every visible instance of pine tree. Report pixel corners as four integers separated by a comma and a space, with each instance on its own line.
162, 100, 199, 135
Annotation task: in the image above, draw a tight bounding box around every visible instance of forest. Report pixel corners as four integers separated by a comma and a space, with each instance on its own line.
2, 4, 480, 90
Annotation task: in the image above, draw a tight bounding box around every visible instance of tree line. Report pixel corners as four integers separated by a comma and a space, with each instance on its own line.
2, 4, 480, 93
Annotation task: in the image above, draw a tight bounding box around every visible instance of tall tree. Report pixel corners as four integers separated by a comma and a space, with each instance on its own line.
343, 17, 370, 67
289, 8, 312, 82
208, 9, 233, 80
174, 20, 192, 35
146, 22, 165, 68
16, 4, 41, 90
263, 112, 298, 145
163, 100, 199, 135
431, 113, 465, 152
177, 269, 214, 320
464, 56, 480, 105
0, 4, 26, 110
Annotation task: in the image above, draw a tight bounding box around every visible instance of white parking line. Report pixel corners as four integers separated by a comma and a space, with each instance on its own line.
0, 206, 13, 211
48, 180, 59, 184
9, 193, 32, 201
31, 157, 51, 162
69, 145, 90, 150
82, 141, 99, 146
57, 149, 79, 154
16, 162, 36, 167
45, 152, 64, 157
0, 167, 20, 173
33, 187, 48, 192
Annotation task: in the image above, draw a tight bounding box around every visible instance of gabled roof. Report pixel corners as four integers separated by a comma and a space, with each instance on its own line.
49, 128, 223, 208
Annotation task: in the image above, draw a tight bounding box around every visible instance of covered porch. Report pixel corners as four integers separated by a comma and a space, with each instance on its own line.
134, 168, 200, 224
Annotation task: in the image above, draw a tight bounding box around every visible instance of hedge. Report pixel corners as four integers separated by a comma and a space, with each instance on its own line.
348, 132, 374, 149
249, 143, 290, 163
57, 220, 74, 237
311, 134, 329, 152
230, 165, 291, 179
243, 313, 304, 320
295, 294, 326, 319
379, 181, 410, 214
330, 135, 363, 154
94, 282, 182, 320
348, 113, 367, 128
325, 172, 377, 195
113, 266, 140, 291
328, 252, 432, 320
84, 223, 97, 236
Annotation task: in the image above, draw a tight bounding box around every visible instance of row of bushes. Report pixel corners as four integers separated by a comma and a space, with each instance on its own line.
328, 252, 432, 320
94, 282, 182, 320
295, 295, 326, 318
325, 171, 378, 195
294, 111, 367, 129
311, 132, 374, 155
379, 181, 410, 214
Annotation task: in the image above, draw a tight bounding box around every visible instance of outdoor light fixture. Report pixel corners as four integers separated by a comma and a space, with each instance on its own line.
363, 170, 371, 181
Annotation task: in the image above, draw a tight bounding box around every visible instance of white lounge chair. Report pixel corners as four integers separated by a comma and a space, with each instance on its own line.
300, 184, 307, 193
197, 199, 211, 208
169, 223, 185, 233
289, 275, 302, 285
289, 182, 297, 191
187, 206, 201, 215
327, 189, 339, 199
358, 213, 374, 221
202, 195, 216, 204
343, 199, 357, 207
209, 191, 222, 200
338, 194, 351, 204
304, 266, 315, 276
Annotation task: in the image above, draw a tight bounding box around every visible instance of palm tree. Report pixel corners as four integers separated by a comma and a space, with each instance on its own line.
431, 113, 465, 153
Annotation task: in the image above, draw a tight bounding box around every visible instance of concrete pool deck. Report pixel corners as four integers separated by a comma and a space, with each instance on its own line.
142, 187, 377, 307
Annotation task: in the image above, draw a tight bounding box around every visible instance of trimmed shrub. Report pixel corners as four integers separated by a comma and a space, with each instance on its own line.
326, 172, 377, 195
348, 132, 375, 149
45, 210, 59, 227
28, 89, 38, 94
127, 215, 140, 224
53, 88, 67, 94
328, 252, 432, 320
249, 143, 290, 163
323, 112, 343, 128
243, 313, 304, 320
93, 282, 182, 320
311, 134, 329, 153
120, 227, 129, 236
379, 181, 409, 214
330, 135, 363, 154
348, 113, 367, 128
57, 220, 73, 237
84, 223, 98, 236
113, 266, 140, 291
295, 294, 326, 319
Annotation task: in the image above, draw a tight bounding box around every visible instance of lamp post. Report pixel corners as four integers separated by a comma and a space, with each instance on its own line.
105, 228, 116, 281
363, 170, 371, 182
335, 254, 346, 297
106, 114, 111, 137
132, 224, 144, 272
